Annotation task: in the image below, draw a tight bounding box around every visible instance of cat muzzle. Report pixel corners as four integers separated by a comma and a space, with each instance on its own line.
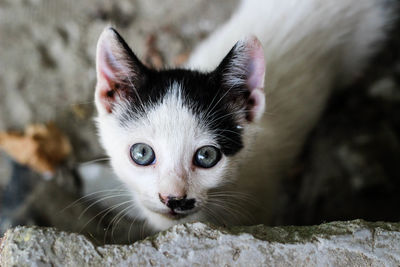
158, 193, 196, 214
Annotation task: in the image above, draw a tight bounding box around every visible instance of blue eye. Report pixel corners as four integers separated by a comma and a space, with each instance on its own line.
193, 146, 221, 168
130, 143, 156, 166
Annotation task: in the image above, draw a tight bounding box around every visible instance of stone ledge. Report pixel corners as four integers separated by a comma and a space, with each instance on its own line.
1, 220, 399, 266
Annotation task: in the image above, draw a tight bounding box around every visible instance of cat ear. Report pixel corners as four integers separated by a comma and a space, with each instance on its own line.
215, 36, 265, 122
95, 27, 146, 114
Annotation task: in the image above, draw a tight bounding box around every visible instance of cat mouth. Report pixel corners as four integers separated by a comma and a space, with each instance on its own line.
142, 201, 199, 220
148, 207, 197, 220
160, 208, 196, 220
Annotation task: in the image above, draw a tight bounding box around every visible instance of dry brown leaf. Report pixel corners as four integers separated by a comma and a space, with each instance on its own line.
0, 123, 71, 174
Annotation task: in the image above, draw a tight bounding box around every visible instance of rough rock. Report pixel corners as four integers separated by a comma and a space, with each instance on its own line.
1, 220, 400, 266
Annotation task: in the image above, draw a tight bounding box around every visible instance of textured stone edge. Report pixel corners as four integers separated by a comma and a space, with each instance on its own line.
1, 219, 400, 266
0, 235, 4, 256
227, 219, 400, 243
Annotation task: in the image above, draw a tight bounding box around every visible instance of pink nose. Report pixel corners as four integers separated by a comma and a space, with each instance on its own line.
158, 193, 186, 204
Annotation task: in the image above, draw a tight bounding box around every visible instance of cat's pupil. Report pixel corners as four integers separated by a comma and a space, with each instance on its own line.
139, 147, 146, 157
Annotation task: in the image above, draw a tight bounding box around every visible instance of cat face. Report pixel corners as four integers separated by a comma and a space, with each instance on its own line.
94, 27, 265, 230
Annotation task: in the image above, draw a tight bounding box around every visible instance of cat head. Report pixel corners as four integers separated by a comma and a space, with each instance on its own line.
94, 27, 265, 230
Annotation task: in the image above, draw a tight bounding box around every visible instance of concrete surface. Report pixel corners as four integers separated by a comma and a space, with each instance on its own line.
1, 220, 400, 266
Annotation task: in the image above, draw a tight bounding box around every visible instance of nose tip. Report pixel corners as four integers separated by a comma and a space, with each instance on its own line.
158, 193, 169, 204
158, 193, 195, 211
159, 193, 186, 204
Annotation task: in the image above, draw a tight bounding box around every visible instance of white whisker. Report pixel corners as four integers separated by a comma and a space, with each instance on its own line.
78, 193, 133, 220
61, 187, 128, 212
78, 157, 111, 166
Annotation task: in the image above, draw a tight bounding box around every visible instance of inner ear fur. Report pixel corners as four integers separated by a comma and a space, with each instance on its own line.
95, 27, 147, 114
214, 36, 266, 122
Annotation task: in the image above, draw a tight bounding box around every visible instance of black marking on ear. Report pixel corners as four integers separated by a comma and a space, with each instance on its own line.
108, 27, 144, 70
106, 90, 114, 98
212, 38, 265, 123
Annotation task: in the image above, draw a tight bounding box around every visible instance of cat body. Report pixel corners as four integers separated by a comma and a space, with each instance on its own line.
187, 0, 395, 223
94, 0, 395, 230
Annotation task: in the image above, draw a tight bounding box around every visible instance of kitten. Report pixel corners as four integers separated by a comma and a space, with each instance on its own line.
94, 0, 395, 231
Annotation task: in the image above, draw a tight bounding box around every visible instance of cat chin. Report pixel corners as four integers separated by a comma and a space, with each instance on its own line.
140, 205, 203, 231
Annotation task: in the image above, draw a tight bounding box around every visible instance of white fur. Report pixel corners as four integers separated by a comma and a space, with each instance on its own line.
96, 83, 241, 230
96, 0, 395, 230
187, 0, 394, 222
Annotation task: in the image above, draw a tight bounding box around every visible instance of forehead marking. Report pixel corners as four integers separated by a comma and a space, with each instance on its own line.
115, 74, 244, 156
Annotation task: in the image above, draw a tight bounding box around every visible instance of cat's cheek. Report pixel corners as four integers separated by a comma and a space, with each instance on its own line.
112, 159, 156, 195
192, 159, 228, 189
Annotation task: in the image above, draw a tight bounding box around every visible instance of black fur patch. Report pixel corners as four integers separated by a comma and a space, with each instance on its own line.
108, 29, 251, 156
117, 67, 249, 156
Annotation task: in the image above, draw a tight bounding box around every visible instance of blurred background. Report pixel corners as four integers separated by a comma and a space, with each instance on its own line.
0, 0, 399, 244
